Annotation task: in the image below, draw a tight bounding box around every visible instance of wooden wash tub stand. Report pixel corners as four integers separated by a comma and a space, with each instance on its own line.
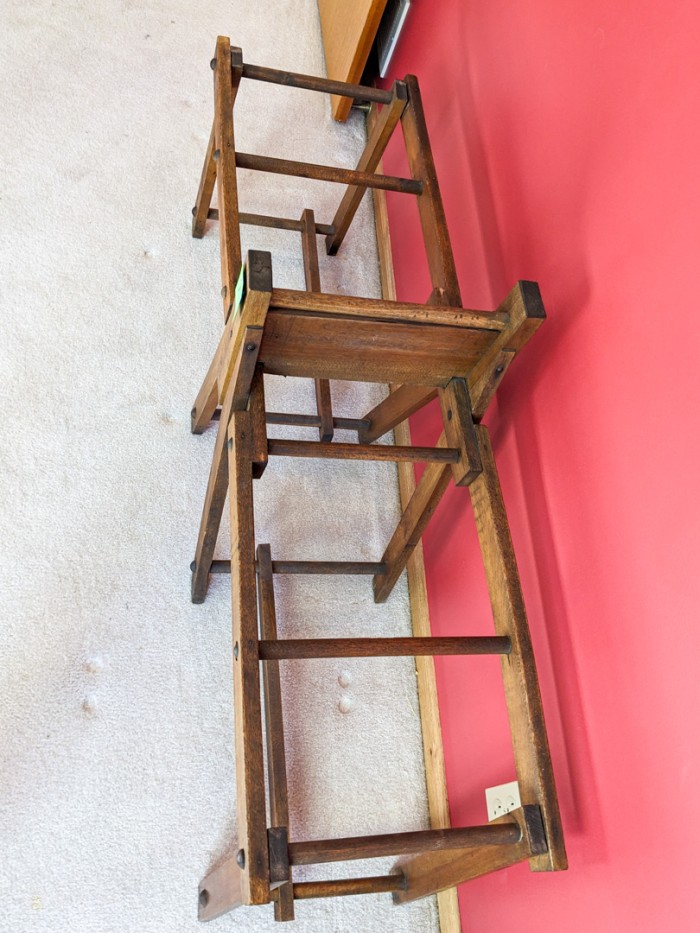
188, 36, 567, 924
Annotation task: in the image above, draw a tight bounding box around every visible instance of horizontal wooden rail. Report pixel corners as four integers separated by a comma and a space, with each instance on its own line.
198, 560, 386, 575
211, 409, 370, 431
292, 875, 406, 900
258, 636, 512, 660
288, 824, 522, 866
239, 61, 394, 104
202, 208, 336, 236
268, 439, 459, 464
235, 152, 422, 195
269, 287, 508, 330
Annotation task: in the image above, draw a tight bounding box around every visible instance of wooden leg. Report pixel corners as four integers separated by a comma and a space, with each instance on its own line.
257, 546, 294, 921
213, 38, 243, 320
470, 425, 567, 872
325, 80, 408, 256
401, 74, 462, 306
300, 208, 334, 441
192, 121, 217, 239
393, 806, 547, 905
358, 384, 437, 444
191, 378, 235, 604
438, 377, 482, 487
373, 438, 452, 603
229, 410, 270, 905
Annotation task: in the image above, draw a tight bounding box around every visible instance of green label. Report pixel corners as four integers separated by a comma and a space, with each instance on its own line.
233, 263, 246, 317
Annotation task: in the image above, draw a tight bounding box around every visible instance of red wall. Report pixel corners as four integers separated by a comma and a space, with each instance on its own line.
381, 2, 700, 930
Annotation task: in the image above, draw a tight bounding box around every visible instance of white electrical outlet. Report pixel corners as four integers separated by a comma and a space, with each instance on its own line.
485, 780, 521, 821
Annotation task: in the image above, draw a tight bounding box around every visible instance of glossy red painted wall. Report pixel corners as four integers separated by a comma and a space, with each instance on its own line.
380, 2, 700, 929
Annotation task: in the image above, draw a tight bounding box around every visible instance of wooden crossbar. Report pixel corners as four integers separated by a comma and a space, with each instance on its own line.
235, 151, 422, 194
203, 208, 337, 236
240, 60, 394, 104
258, 636, 511, 660
293, 876, 406, 900
267, 439, 459, 463
202, 560, 387, 576
288, 825, 522, 866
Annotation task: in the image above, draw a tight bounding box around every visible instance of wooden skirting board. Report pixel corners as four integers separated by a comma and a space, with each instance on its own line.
370, 106, 462, 933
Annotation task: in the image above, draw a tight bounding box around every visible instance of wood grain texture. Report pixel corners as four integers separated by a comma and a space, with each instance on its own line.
438, 377, 482, 487
235, 151, 421, 194
466, 280, 546, 411
213, 37, 242, 321
359, 384, 437, 444
301, 208, 334, 442
393, 806, 546, 905
249, 366, 268, 480
370, 140, 462, 931
401, 75, 462, 306
190, 254, 271, 602
267, 438, 458, 464
292, 875, 405, 900
326, 80, 408, 255
268, 287, 506, 330
317, 0, 389, 121
470, 425, 567, 872
259, 312, 498, 386
288, 824, 521, 866
257, 546, 294, 920
198, 855, 243, 922
192, 120, 217, 238
228, 411, 269, 904
373, 446, 452, 603
258, 636, 511, 660
241, 61, 393, 103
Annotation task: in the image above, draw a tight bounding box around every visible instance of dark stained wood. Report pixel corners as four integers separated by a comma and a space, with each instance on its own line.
467, 281, 546, 400
470, 349, 515, 420
359, 385, 437, 444
374, 443, 452, 603
393, 806, 546, 905
273, 560, 384, 575
301, 208, 334, 442
235, 151, 422, 195
228, 411, 269, 904
192, 121, 217, 238
438, 377, 482, 486
240, 61, 393, 104
266, 412, 369, 432
205, 560, 386, 575
401, 75, 462, 305
293, 875, 406, 900
214, 37, 242, 320
269, 287, 506, 330
288, 824, 521, 866
249, 366, 268, 479
198, 856, 243, 922
191, 375, 237, 604
190, 252, 272, 603
258, 636, 511, 660
257, 547, 294, 920
326, 80, 408, 255
470, 425, 567, 872
206, 209, 337, 236
267, 438, 458, 464
260, 313, 498, 386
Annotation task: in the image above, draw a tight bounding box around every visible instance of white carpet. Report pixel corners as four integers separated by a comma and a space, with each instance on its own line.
0, 1, 438, 930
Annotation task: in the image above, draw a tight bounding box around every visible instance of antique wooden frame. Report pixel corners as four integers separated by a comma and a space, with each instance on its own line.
189, 35, 567, 924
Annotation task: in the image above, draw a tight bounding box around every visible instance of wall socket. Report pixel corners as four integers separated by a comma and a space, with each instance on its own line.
485, 780, 521, 821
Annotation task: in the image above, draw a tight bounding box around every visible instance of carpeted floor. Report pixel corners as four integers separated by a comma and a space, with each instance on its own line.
0, 1, 438, 931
